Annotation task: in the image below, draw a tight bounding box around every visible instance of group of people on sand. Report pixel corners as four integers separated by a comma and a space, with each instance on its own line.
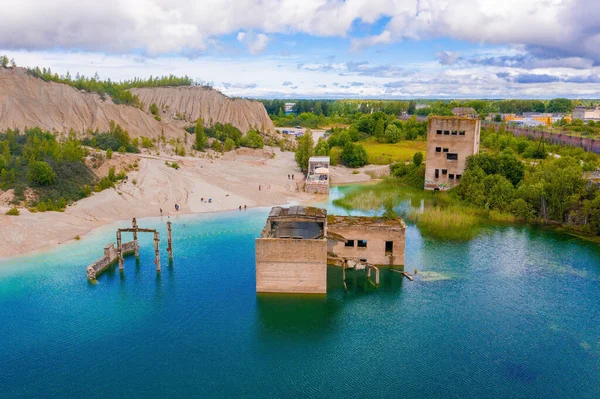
239, 205, 247, 210
287, 174, 295, 180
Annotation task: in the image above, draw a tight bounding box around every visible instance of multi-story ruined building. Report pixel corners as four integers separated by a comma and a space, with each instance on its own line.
424, 116, 481, 191
255, 206, 406, 294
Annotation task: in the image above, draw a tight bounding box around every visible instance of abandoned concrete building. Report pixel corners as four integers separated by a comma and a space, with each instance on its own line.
255, 206, 406, 294
425, 116, 481, 191
305, 156, 330, 194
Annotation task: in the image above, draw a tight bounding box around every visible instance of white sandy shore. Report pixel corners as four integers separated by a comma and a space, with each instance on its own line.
0, 148, 386, 259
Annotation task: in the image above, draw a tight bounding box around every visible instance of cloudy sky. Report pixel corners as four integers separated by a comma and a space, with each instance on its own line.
1, 0, 599, 99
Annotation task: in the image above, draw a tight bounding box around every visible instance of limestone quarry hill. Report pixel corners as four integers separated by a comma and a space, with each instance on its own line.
131, 86, 274, 134
0, 66, 274, 139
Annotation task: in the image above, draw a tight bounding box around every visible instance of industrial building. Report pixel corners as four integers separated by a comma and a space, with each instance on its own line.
255, 206, 406, 294
425, 116, 481, 191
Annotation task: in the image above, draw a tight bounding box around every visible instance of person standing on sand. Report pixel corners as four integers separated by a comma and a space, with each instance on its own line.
292, 174, 294, 180
259, 185, 261, 191
244, 204, 247, 210
160, 208, 163, 216
175, 204, 179, 211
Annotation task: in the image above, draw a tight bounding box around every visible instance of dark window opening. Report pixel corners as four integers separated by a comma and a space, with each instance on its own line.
385, 241, 394, 254
357, 240, 367, 248
442, 169, 447, 175
456, 174, 462, 180
447, 153, 458, 160
459, 131, 466, 136
436, 130, 442, 135
360, 259, 367, 263
444, 130, 450, 135
435, 147, 441, 152
345, 240, 355, 247
435, 169, 440, 178
443, 148, 449, 153
449, 174, 455, 179
434, 188, 440, 191
451, 130, 458, 135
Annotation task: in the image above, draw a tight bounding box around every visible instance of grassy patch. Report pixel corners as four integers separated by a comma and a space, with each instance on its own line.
361, 140, 427, 165
407, 206, 481, 241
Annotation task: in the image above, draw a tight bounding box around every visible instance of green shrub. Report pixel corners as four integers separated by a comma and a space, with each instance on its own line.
341, 142, 368, 168
28, 161, 56, 186
6, 207, 19, 216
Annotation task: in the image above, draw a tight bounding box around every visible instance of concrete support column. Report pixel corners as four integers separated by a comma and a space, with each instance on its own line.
167, 222, 173, 260
154, 232, 161, 272
132, 218, 139, 257
117, 231, 124, 271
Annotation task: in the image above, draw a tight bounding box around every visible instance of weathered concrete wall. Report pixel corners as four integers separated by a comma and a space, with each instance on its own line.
255, 238, 327, 294
483, 122, 600, 154
305, 183, 329, 194
328, 226, 405, 267
86, 241, 138, 280
425, 117, 481, 190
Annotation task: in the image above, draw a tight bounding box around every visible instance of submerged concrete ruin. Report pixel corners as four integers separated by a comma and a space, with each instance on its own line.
255, 206, 406, 294
86, 218, 173, 281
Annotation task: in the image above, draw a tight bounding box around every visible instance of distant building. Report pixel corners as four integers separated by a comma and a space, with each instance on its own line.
284, 102, 296, 115
425, 116, 481, 191
305, 156, 330, 194
573, 106, 600, 121
452, 107, 478, 118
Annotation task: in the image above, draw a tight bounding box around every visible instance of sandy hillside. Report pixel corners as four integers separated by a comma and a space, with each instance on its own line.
0, 67, 274, 139
0, 67, 183, 139
131, 86, 275, 134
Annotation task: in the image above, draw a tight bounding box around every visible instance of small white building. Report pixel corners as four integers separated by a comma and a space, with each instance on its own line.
306, 156, 330, 194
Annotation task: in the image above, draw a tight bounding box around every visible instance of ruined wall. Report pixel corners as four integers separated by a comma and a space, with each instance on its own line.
425, 117, 481, 190
483, 122, 600, 154
86, 241, 138, 280
255, 238, 327, 294
327, 226, 405, 267
305, 183, 329, 194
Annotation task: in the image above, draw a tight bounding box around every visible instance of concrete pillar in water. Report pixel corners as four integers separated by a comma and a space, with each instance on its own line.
167, 221, 173, 260
132, 218, 139, 257
117, 231, 124, 271
154, 232, 161, 272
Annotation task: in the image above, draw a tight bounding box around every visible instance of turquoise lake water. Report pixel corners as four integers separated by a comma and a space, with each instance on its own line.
1, 185, 600, 398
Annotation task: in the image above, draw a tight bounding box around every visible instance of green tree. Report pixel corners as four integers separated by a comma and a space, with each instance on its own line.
295, 132, 314, 170
28, 161, 56, 186
0, 55, 8, 67
149, 103, 159, 115
384, 124, 403, 143
483, 174, 515, 211
314, 138, 329, 156
241, 131, 264, 149
547, 98, 573, 113
374, 118, 385, 139
412, 152, 423, 167
456, 167, 486, 207
341, 142, 368, 168
195, 118, 207, 150
224, 138, 236, 152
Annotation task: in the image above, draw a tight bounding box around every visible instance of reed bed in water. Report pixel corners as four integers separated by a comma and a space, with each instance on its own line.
407, 206, 481, 241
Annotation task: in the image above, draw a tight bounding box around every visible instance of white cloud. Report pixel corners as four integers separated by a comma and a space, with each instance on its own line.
0, 0, 597, 64
237, 31, 269, 54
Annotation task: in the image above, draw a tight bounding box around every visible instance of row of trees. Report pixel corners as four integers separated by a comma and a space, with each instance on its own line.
192, 119, 264, 152
26, 66, 193, 105
295, 131, 368, 170
262, 99, 577, 126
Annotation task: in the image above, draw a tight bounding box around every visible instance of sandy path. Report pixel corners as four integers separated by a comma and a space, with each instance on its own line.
0, 148, 385, 259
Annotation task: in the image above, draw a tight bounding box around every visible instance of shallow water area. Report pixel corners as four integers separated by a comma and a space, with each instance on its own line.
1, 185, 600, 398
